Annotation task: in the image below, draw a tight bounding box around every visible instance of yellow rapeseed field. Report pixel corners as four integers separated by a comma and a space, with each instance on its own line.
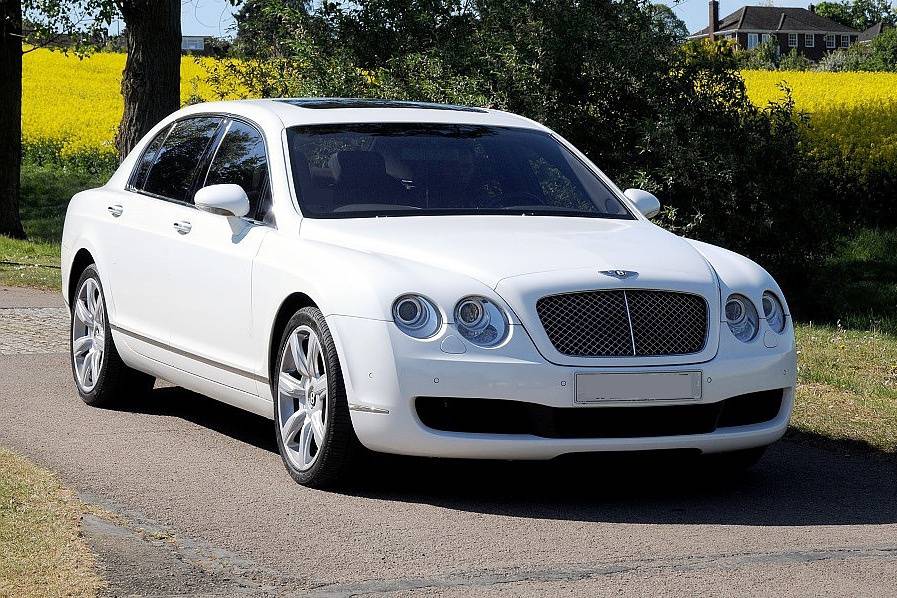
742, 70, 897, 170
22, 48, 232, 162
742, 69, 897, 109
20, 49, 897, 172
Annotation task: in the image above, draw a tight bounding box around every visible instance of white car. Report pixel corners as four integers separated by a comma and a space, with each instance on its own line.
61, 99, 796, 487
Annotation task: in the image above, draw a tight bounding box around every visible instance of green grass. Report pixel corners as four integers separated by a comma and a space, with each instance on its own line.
19, 160, 107, 243
0, 160, 106, 290
0, 235, 61, 290
0, 449, 103, 597
794, 323, 897, 453
799, 228, 897, 335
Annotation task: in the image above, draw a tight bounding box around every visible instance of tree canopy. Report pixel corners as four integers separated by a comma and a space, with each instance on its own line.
815, 0, 897, 30
220, 0, 832, 286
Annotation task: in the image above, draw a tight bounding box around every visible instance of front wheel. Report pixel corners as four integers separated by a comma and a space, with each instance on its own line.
273, 307, 360, 488
70, 265, 154, 407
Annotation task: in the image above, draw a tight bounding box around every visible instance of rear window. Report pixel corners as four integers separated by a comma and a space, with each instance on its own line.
286, 123, 632, 219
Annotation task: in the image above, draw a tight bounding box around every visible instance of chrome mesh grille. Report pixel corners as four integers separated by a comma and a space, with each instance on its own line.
536, 290, 708, 357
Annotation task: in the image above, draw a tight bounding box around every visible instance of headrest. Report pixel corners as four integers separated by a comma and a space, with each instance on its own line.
328, 151, 387, 183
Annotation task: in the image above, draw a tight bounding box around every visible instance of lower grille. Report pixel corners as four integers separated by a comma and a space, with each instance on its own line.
536, 290, 708, 357
415, 390, 784, 439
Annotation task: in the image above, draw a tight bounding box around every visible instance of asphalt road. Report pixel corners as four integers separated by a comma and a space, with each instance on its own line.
1, 286, 896, 596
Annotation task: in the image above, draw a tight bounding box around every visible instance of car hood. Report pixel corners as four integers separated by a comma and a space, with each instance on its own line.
300, 215, 717, 289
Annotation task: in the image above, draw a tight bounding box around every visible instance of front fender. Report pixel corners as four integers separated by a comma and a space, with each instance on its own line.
250, 232, 517, 388
685, 239, 791, 317
253, 233, 515, 324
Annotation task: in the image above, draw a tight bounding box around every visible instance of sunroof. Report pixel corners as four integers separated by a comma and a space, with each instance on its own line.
274, 98, 488, 113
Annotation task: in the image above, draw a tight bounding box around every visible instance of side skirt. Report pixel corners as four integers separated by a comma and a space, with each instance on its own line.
111, 327, 274, 420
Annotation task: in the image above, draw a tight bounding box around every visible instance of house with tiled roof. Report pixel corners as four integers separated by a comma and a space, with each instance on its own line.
689, 2, 861, 60
859, 21, 891, 43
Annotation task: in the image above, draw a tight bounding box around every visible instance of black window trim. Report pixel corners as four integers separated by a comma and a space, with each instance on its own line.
126, 112, 276, 228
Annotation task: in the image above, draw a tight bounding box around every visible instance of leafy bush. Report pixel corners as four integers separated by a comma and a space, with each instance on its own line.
806, 29, 897, 72
779, 48, 812, 71
739, 39, 780, 70
735, 42, 812, 71
868, 27, 897, 70
815, 45, 876, 71
742, 69, 897, 227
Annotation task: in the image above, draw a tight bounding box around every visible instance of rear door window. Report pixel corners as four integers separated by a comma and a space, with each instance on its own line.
142, 117, 223, 202
130, 125, 171, 190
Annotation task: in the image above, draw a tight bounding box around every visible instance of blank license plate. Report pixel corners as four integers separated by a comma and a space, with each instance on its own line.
575, 371, 702, 404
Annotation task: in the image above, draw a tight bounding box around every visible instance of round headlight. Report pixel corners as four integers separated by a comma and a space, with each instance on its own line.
392, 294, 441, 339
725, 294, 759, 342
453, 296, 509, 347
762, 291, 786, 333
457, 298, 486, 328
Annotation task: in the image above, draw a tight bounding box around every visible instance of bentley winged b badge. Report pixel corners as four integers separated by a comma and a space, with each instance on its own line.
599, 269, 639, 280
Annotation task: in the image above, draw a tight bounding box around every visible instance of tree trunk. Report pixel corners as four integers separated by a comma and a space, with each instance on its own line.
115, 0, 182, 160
0, 0, 26, 239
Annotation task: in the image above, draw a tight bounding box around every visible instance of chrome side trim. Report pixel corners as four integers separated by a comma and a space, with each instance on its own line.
348, 403, 390, 414
110, 324, 269, 384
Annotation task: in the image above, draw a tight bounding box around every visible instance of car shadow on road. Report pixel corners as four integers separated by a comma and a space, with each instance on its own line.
119, 386, 279, 453
345, 436, 897, 527
124, 386, 897, 527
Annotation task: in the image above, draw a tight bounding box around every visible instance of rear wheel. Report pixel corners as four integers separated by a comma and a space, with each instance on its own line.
273, 307, 359, 488
70, 265, 154, 407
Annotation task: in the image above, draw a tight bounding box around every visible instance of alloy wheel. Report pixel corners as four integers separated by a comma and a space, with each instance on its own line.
277, 325, 328, 471
72, 277, 106, 392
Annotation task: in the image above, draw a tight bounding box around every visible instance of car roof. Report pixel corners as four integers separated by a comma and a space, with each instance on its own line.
180, 98, 547, 131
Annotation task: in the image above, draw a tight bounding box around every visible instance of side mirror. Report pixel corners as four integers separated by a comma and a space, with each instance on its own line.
194, 184, 250, 218
624, 189, 661, 219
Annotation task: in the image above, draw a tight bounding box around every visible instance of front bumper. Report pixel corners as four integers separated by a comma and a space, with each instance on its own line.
327, 315, 797, 460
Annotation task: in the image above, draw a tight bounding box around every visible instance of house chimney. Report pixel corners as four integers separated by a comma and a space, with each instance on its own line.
709, 0, 720, 39
809, 4, 816, 13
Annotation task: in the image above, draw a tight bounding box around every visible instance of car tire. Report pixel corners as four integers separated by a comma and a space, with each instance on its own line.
70, 265, 155, 407
273, 307, 360, 488
703, 446, 768, 472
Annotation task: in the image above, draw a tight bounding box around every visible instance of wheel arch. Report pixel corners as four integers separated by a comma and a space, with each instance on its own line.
268, 292, 319, 382
67, 248, 96, 306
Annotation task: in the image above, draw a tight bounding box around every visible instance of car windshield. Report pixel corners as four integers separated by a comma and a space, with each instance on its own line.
286, 123, 634, 219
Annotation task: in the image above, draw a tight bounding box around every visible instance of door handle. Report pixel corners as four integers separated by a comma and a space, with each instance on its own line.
107, 204, 123, 217
173, 221, 192, 235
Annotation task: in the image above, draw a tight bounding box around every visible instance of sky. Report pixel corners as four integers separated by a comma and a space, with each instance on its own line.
170, 0, 820, 38
180, 0, 239, 37
106, 0, 239, 38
